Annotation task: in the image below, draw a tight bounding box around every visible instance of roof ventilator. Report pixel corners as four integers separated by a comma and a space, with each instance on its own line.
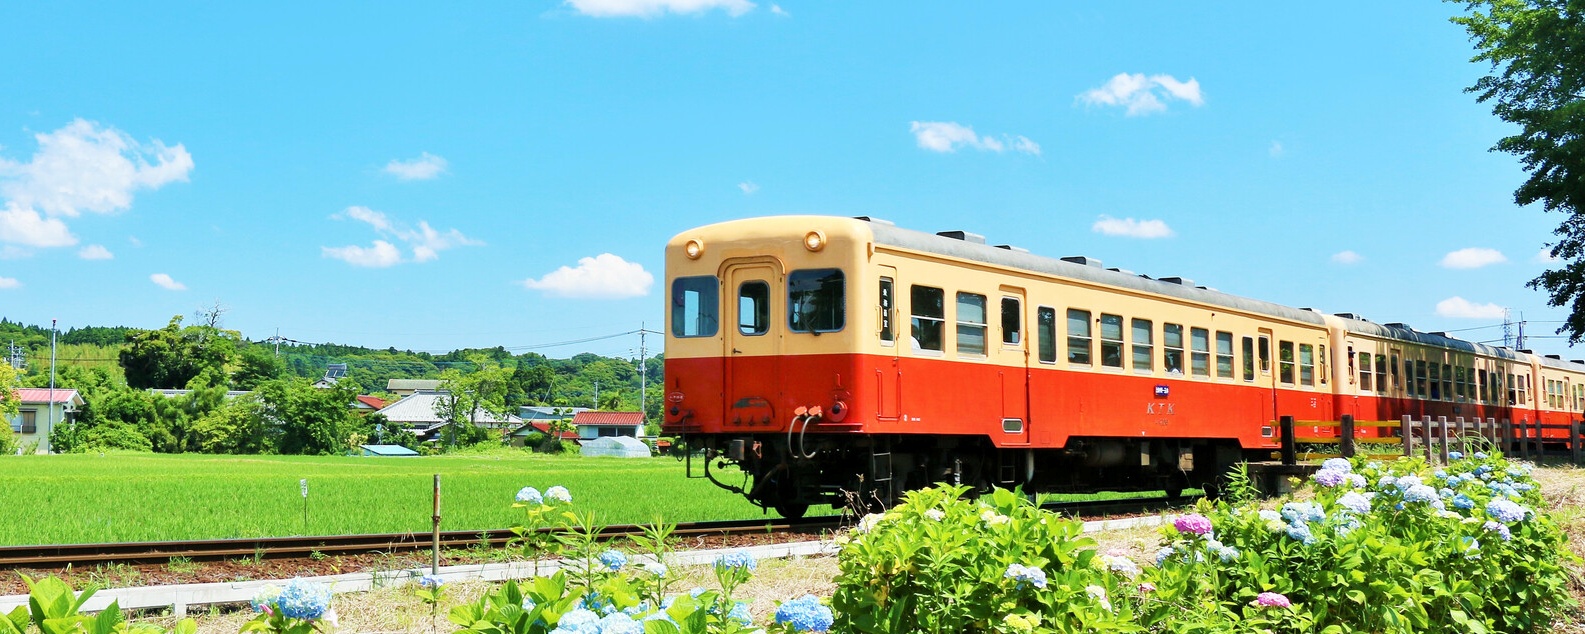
1161, 277, 1194, 286
1061, 256, 1103, 268
936, 230, 986, 244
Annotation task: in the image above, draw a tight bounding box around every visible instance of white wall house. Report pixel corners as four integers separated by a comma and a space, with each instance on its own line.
6, 388, 84, 454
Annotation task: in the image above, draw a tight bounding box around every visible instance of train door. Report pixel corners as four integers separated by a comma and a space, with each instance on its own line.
1258, 329, 1277, 425
876, 267, 900, 421
999, 287, 1030, 445
724, 260, 781, 427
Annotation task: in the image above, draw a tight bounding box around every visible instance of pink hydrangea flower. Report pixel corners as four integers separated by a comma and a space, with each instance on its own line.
1173, 513, 1213, 536
1254, 592, 1291, 608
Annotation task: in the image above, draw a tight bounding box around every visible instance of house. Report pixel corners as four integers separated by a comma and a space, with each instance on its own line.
579, 436, 652, 458
507, 420, 582, 447
150, 389, 252, 399
374, 391, 521, 440
387, 379, 443, 396
6, 388, 84, 454
570, 411, 645, 440
519, 405, 589, 422
351, 395, 388, 414
313, 363, 348, 389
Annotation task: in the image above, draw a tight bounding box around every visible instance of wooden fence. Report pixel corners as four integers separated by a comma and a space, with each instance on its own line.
1279, 414, 1585, 467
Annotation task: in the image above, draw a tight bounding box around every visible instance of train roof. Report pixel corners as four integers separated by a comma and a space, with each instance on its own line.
859, 217, 1531, 362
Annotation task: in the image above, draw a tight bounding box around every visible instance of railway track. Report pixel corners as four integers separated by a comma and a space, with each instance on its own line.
0, 496, 1184, 569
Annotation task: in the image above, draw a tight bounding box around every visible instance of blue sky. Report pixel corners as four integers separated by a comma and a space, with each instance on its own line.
0, 1, 1574, 359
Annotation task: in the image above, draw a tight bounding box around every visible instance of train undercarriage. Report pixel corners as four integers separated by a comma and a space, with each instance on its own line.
680, 432, 1254, 518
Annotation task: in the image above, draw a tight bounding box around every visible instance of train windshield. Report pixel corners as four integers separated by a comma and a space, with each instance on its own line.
671, 276, 720, 338
788, 269, 845, 333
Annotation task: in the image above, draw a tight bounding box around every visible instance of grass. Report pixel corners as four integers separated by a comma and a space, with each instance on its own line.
0, 449, 775, 545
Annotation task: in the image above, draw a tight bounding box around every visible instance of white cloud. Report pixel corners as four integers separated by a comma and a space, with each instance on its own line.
77, 244, 113, 260
770, 3, 788, 15
1435, 296, 1505, 319
1091, 215, 1174, 239
1269, 141, 1285, 157
1331, 250, 1362, 265
128, 236, 142, 247
0, 119, 190, 250
1535, 246, 1560, 263
0, 202, 76, 247
1078, 73, 1205, 116
738, 181, 759, 195
325, 206, 482, 266
521, 253, 654, 299
0, 276, 18, 289
909, 121, 1040, 155
322, 240, 403, 268
150, 273, 186, 291
383, 152, 448, 180
1440, 247, 1507, 269
566, 0, 755, 17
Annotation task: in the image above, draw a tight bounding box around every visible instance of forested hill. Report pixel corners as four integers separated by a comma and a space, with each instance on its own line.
1, 317, 660, 417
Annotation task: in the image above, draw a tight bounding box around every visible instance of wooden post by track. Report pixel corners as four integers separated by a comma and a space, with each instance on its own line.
1572, 420, 1581, 466
1502, 418, 1513, 456
1520, 418, 1531, 461
1437, 416, 1450, 464
1421, 415, 1433, 463
1340, 414, 1356, 459
432, 474, 442, 575
1280, 415, 1296, 466
1486, 417, 1497, 451
1401, 415, 1415, 457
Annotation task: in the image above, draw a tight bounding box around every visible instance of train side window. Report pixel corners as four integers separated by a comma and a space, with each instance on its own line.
1131, 318, 1154, 372
1417, 360, 1430, 398
670, 275, 720, 338
1508, 372, 1517, 405
1037, 307, 1057, 363
1454, 366, 1466, 400
1391, 353, 1401, 391
1100, 314, 1124, 368
879, 278, 895, 344
1376, 355, 1388, 394
788, 269, 845, 333
1215, 331, 1234, 379
1278, 341, 1295, 384
1259, 336, 1272, 375
1319, 344, 1328, 384
1068, 309, 1093, 365
1441, 363, 1452, 401
1491, 371, 1503, 404
1164, 323, 1185, 374
1359, 352, 1374, 392
1189, 327, 1210, 377
1001, 297, 1021, 346
738, 281, 770, 336
1428, 363, 1442, 400
910, 285, 945, 352
1299, 343, 1315, 386
1521, 374, 1529, 405
1242, 337, 1255, 381
1406, 358, 1417, 397
957, 292, 988, 356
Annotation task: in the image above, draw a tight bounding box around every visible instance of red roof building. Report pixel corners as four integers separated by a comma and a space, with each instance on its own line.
570, 411, 646, 439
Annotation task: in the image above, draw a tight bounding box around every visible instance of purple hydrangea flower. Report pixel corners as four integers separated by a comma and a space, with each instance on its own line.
1254, 592, 1292, 608
1322, 458, 1353, 473
1486, 498, 1527, 523
1313, 468, 1347, 487
1483, 520, 1513, 541
1174, 513, 1213, 536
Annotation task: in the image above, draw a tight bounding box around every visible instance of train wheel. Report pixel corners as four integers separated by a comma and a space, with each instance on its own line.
774, 503, 809, 519
1164, 487, 1184, 499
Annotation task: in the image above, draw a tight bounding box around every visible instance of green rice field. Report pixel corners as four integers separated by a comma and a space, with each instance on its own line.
0, 450, 781, 546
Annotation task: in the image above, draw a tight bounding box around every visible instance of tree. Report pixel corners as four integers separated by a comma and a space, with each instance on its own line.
0, 362, 18, 419
434, 357, 514, 448
254, 378, 365, 455
1450, 1, 1585, 340
232, 346, 288, 390
119, 316, 239, 389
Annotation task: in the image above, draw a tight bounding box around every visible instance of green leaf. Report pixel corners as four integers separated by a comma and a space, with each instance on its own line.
89, 601, 124, 634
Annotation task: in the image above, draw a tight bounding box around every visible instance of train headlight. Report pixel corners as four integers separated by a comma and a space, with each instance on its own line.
803, 231, 826, 252
684, 239, 704, 259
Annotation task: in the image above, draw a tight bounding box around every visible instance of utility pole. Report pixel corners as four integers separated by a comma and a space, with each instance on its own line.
638, 323, 647, 429
48, 318, 57, 453
593, 381, 599, 409
4, 341, 23, 370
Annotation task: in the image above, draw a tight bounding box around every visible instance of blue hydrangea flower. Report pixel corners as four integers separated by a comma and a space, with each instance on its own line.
1395, 474, 1423, 491
598, 613, 643, 634
1322, 458, 1352, 473
728, 601, 753, 626
1338, 491, 1372, 515
1459, 536, 1482, 559
1004, 563, 1047, 589
1280, 502, 1325, 524
598, 549, 627, 572
1378, 475, 1398, 489
714, 550, 757, 572
545, 486, 573, 504
250, 585, 282, 613
579, 592, 616, 615
775, 595, 834, 633
516, 486, 543, 505
1258, 509, 1282, 522
1286, 522, 1317, 545
1483, 520, 1513, 541
551, 608, 601, 634
1434, 469, 1449, 480
1347, 473, 1367, 488
521, 597, 537, 611
1335, 515, 1364, 536
1474, 452, 1489, 460
1313, 468, 1347, 487
1449, 451, 1464, 460
1487, 498, 1527, 523
1155, 546, 1176, 565
1402, 484, 1438, 504
418, 574, 444, 589
1452, 494, 1475, 510
276, 579, 331, 620
642, 561, 668, 577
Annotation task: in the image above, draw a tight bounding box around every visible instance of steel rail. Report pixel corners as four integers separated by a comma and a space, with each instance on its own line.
0, 497, 1186, 569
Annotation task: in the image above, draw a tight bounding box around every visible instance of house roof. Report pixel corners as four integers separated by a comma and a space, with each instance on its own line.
388, 379, 443, 391
14, 388, 83, 406
519, 405, 589, 420
510, 421, 581, 439
360, 444, 419, 456
571, 411, 645, 427
353, 395, 388, 410
375, 392, 521, 426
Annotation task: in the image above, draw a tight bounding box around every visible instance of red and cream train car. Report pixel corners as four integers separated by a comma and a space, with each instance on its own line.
661, 216, 1585, 517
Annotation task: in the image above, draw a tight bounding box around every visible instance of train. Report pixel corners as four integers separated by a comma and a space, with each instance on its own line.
659, 215, 1585, 517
